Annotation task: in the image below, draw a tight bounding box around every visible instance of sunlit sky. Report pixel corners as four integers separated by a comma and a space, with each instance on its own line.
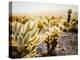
11, 1, 78, 16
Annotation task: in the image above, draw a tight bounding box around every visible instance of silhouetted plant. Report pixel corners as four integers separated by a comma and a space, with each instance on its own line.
67, 9, 72, 22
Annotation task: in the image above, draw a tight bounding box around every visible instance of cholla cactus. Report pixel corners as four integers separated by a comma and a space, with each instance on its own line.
11, 20, 41, 57
67, 9, 72, 22
11, 15, 72, 57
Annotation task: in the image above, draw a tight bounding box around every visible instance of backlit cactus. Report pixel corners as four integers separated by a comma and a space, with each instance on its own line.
11, 20, 42, 57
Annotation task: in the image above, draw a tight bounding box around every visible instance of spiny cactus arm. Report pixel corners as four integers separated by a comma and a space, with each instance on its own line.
16, 23, 22, 34
27, 33, 38, 44
27, 44, 33, 50
17, 34, 23, 45
25, 41, 39, 55
26, 35, 39, 47
24, 32, 31, 44
37, 19, 44, 29
31, 45, 37, 52
12, 21, 17, 37
24, 21, 30, 31
17, 34, 24, 53
12, 21, 17, 32
30, 28, 39, 38
29, 20, 38, 31
36, 34, 46, 45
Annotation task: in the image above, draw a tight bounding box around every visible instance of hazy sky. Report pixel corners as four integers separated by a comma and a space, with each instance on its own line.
11, 1, 78, 16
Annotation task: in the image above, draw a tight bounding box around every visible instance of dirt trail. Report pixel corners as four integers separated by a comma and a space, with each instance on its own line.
55, 32, 78, 55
